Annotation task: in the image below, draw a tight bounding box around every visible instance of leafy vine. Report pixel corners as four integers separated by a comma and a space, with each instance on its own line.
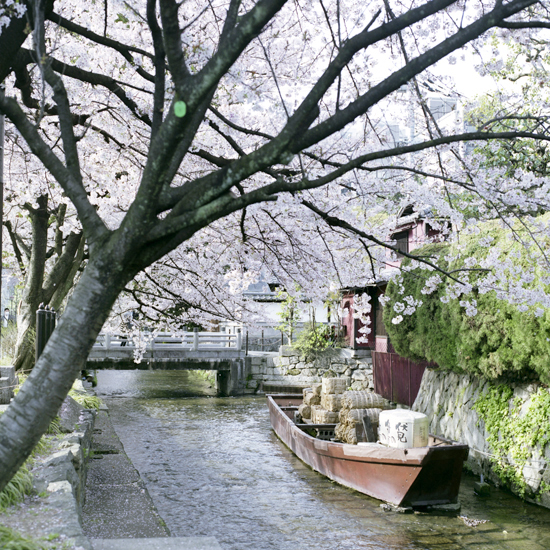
474, 384, 550, 497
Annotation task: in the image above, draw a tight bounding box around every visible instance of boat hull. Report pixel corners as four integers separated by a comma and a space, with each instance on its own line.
267, 394, 468, 507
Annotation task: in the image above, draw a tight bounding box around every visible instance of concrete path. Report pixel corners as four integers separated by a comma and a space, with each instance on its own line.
82, 406, 222, 549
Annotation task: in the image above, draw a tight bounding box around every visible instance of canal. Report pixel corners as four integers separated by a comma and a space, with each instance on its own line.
95, 370, 550, 550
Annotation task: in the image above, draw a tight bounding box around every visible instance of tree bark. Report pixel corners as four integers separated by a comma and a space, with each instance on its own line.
12, 197, 85, 373
0, 242, 130, 490
13, 195, 49, 373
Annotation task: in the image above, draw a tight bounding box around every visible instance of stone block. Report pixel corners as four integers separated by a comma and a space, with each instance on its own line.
58, 395, 85, 433
331, 364, 347, 374
279, 345, 295, 357
0, 380, 12, 404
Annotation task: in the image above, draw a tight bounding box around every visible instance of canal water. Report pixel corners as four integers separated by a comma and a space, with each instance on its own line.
95, 370, 550, 550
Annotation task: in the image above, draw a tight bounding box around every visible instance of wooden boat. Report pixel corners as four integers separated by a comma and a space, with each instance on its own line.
267, 394, 469, 508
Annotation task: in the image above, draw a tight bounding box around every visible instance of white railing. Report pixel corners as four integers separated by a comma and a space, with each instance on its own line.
93, 330, 242, 352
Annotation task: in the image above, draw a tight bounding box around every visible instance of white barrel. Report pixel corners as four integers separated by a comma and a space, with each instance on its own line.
378, 409, 429, 448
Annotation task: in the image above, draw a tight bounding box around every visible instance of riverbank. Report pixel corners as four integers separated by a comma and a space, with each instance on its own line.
1, 389, 222, 549
413, 369, 550, 508
0, 393, 95, 550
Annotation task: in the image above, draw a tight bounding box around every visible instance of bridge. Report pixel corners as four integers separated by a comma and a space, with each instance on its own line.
87, 330, 249, 396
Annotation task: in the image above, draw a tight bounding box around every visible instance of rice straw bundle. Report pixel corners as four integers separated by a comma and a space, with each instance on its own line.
341, 391, 389, 410
304, 392, 321, 406
311, 405, 339, 424
322, 378, 348, 395
320, 393, 342, 412
298, 403, 311, 420
335, 423, 359, 445
340, 408, 382, 428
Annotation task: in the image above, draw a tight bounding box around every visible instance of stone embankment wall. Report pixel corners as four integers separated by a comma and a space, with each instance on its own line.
245, 346, 373, 392
0, 386, 96, 549
413, 369, 550, 509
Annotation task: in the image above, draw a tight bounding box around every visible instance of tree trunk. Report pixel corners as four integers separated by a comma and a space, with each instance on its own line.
0, 246, 129, 491
13, 196, 49, 372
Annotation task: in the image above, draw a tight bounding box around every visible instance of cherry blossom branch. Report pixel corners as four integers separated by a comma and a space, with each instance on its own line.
160, 0, 530, 218
300, 200, 465, 285
48, 11, 155, 82
293, 0, 539, 152
0, 95, 108, 244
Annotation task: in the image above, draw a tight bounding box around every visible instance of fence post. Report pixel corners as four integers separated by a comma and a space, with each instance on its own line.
35, 304, 46, 361
261, 330, 264, 352
35, 304, 56, 362
192, 328, 199, 351
236, 329, 242, 351
245, 331, 249, 356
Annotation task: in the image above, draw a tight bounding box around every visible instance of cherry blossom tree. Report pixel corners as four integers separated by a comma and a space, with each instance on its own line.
1, 0, 550, 492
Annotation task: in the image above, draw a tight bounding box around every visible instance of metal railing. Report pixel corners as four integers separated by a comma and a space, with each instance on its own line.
93, 328, 242, 352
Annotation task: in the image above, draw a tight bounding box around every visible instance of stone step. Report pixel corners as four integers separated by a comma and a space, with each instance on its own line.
91, 538, 222, 550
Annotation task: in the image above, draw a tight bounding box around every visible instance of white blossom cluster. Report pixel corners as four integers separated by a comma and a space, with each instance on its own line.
0, 0, 26, 36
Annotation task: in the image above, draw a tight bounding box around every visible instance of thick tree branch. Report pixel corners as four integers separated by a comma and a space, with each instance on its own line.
42, 232, 84, 304
147, 0, 166, 138
0, 95, 108, 244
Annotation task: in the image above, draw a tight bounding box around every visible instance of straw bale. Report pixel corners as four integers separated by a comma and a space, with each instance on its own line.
342, 391, 389, 410
321, 393, 342, 412
311, 406, 339, 424
304, 392, 321, 406
312, 383, 322, 396
341, 408, 382, 427
298, 403, 311, 420
303, 387, 312, 398
335, 422, 346, 442
322, 378, 348, 395
335, 423, 358, 444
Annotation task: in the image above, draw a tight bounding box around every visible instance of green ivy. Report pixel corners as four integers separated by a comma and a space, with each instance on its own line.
473, 384, 550, 497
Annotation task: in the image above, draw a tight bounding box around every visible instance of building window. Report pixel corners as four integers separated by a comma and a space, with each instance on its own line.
392, 230, 409, 257
375, 299, 388, 338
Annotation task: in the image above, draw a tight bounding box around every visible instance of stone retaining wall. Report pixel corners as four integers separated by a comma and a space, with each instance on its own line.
0, 366, 17, 404
0, 384, 96, 549
413, 369, 550, 509
245, 347, 373, 392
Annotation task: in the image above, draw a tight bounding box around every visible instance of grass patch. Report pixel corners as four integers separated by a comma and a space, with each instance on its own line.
0, 525, 60, 550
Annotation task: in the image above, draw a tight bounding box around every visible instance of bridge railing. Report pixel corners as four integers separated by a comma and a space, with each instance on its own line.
93, 330, 243, 351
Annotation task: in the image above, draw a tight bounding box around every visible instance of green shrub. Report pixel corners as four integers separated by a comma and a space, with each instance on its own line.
384, 222, 550, 383
292, 323, 340, 358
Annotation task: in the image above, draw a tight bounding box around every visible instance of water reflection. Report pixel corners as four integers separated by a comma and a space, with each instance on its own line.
95, 370, 550, 550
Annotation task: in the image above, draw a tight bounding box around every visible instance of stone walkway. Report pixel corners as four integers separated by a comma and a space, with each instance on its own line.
82, 405, 222, 549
